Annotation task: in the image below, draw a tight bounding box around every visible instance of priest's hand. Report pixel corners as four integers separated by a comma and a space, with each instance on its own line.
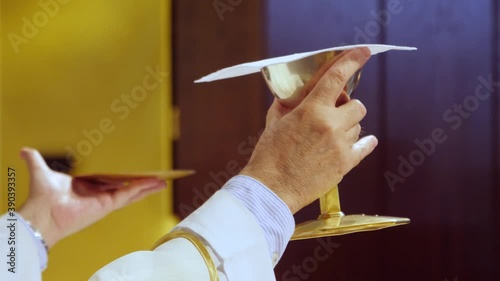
240, 48, 377, 214
17, 148, 166, 249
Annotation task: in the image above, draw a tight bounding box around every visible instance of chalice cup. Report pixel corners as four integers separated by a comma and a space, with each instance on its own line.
261, 50, 410, 241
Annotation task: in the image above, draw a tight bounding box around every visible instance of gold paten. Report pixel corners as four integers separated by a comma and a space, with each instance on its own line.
292, 185, 409, 240
261, 50, 410, 240
75, 170, 195, 187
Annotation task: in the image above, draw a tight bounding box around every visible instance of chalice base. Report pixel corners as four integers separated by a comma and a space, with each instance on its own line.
291, 214, 410, 241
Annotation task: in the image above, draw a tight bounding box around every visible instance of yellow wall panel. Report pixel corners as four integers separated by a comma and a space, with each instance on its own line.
1, 0, 176, 280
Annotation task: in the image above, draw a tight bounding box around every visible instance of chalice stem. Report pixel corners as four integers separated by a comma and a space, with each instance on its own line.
319, 185, 345, 219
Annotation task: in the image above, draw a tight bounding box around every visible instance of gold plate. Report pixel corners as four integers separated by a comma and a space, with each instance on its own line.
75, 170, 195, 187
292, 214, 410, 241
289, 185, 410, 240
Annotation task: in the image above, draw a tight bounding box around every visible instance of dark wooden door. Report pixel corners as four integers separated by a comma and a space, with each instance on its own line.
172, 0, 267, 217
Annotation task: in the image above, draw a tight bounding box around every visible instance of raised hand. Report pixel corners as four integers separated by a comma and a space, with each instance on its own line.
17, 148, 166, 249
240, 48, 377, 214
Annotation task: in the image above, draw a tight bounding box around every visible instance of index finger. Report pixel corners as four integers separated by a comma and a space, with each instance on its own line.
304, 47, 371, 106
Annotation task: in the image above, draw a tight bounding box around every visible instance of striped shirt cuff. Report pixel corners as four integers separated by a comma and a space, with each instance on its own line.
222, 175, 295, 265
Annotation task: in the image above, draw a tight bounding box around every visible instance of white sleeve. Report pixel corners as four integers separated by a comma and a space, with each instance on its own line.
90, 190, 276, 281
89, 238, 214, 281
0, 213, 43, 281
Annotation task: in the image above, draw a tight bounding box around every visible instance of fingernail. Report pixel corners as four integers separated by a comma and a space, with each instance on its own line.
370, 135, 379, 147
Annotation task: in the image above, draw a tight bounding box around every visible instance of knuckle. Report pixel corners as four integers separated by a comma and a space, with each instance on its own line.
312, 120, 334, 137
352, 99, 367, 116
313, 84, 334, 103
315, 113, 338, 135
299, 105, 330, 127
294, 105, 309, 118
354, 124, 362, 136
293, 106, 315, 126
326, 67, 349, 86
327, 121, 343, 135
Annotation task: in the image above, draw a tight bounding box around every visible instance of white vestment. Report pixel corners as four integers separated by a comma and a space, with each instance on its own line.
0, 190, 276, 281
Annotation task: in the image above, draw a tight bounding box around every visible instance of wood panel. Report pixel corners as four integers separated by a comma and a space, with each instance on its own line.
172, 0, 267, 217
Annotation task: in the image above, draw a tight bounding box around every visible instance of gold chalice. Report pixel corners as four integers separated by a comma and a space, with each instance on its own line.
261, 50, 410, 241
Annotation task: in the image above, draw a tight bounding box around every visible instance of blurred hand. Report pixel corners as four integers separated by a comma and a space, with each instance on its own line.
240, 48, 378, 214
18, 148, 166, 249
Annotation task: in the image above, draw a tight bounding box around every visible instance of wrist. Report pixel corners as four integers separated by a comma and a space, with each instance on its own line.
18, 201, 61, 249
240, 165, 302, 214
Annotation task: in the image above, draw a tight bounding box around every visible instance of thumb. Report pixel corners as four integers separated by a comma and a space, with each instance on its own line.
20, 147, 50, 176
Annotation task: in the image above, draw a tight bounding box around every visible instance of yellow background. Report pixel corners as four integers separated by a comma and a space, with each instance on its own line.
1, 0, 177, 279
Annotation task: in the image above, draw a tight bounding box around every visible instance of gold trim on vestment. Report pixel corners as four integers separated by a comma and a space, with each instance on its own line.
152, 230, 219, 281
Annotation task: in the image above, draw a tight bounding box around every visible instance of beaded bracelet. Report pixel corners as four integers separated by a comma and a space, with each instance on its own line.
23, 218, 50, 253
